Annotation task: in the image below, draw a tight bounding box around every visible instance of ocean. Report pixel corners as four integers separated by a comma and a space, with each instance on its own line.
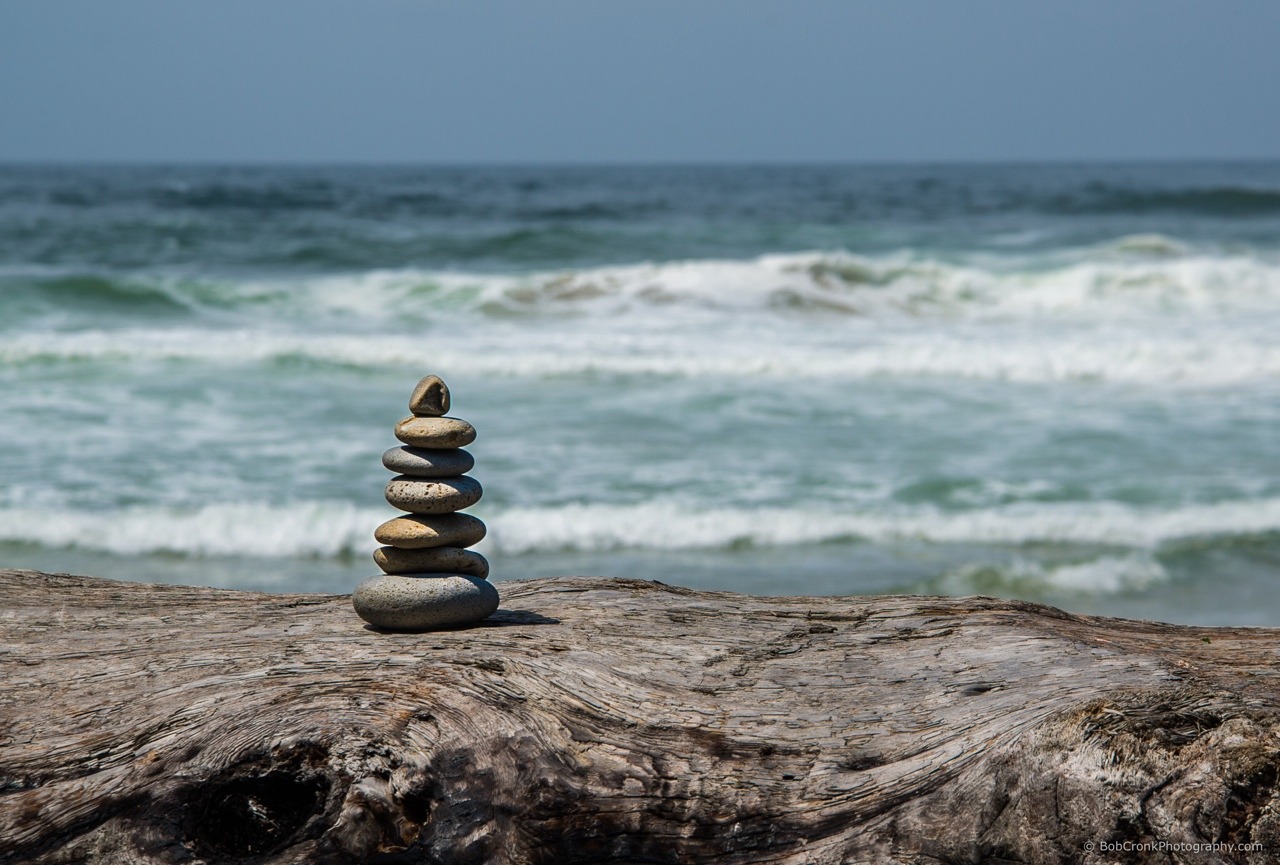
3, 162, 1280, 625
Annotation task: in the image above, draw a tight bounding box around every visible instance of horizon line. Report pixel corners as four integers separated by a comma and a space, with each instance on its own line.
2, 155, 1279, 170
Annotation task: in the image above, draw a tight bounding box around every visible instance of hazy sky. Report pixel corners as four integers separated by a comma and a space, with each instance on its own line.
2, 1, 1278, 163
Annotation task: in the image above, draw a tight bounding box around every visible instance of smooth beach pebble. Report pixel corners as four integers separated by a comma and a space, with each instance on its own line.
394, 416, 476, 449
374, 513, 487, 549
352, 574, 499, 631
384, 475, 482, 514
408, 375, 451, 417
381, 446, 475, 478
374, 546, 489, 578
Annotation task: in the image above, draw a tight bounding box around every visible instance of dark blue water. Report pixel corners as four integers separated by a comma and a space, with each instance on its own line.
4, 162, 1280, 271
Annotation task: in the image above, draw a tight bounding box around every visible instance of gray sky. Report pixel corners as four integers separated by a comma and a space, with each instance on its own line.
2, 0, 1278, 163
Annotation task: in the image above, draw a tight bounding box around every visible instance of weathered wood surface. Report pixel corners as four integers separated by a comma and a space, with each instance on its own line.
3, 569, 1280, 864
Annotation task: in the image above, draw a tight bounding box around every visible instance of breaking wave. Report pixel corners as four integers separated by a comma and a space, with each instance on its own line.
931, 553, 1170, 595
5, 245, 1280, 387
5, 245, 1280, 324
484, 498, 1280, 554
6, 497, 1280, 562
5, 324, 1280, 386
0, 501, 383, 559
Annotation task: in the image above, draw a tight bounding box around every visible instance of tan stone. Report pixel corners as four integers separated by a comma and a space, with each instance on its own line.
374, 513, 487, 549
394, 416, 476, 449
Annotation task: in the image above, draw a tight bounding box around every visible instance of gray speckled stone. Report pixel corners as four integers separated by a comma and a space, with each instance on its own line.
384, 475, 482, 514
381, 446, 474, 478
409, 375, 451, 417
374, 513, 487, 549
374, 546, 489, 578
394, 416, 476, 449
352, 574, 499, 631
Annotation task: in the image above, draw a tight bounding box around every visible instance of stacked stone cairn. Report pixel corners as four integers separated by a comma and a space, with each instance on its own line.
352, 375, 499, 631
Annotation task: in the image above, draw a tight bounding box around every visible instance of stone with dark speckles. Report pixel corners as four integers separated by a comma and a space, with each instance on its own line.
384, 475, 482, 514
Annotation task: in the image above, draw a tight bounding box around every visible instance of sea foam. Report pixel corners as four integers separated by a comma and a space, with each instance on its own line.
934, 553, 1170, 595
7, 247, 1280, 324
5, 322, 1280, 387
484, 498, 1280, 554
8, 248, 1280, 388
8, 496, 1278, 560
0, 501, 383, 558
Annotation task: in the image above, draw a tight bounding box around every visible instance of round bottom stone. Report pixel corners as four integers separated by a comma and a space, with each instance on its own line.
352, 574, 499, 631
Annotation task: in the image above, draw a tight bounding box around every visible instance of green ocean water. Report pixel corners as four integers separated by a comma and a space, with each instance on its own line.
4, 163, 1280, 624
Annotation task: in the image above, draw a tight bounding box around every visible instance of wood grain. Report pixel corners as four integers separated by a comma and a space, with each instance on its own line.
3, 569, 1280, 863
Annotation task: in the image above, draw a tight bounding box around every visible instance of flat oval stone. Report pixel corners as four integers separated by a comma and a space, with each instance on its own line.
409, 375, 450, 417
394, 416, 476, 449
382, 446, 474, 478
375, 513, 487, 549
374, 546, 489, 578
384, 475, 482, 514
352, 574, 499, 631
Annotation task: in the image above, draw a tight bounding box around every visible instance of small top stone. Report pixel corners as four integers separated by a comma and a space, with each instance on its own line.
409, 375, 450, 417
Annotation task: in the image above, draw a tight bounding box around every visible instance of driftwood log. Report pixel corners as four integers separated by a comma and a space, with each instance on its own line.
3, 569, 1280, 864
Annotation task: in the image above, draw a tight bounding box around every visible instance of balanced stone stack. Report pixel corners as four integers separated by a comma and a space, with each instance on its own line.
352, 375, 499, 631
